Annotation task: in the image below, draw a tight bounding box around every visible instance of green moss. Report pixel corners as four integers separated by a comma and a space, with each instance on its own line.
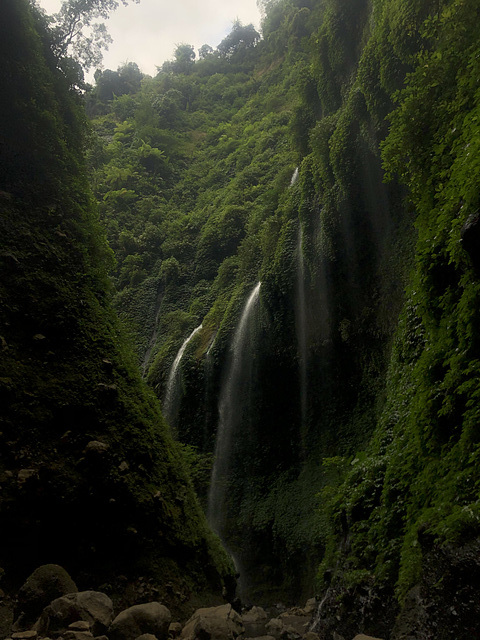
0, 0, 233, 603
76, 0, 480, 612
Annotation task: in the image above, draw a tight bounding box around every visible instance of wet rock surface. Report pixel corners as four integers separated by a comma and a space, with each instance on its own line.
109, 603, 171, 640
13, 565, 78, 631
180, 604, 243, 640
38, 591, 114, 638
242, 606, 268, 638
390, 538, 480, 640
3, 558, 480, 640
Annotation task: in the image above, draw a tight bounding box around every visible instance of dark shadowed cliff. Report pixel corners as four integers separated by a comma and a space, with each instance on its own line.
0, 0, 233, 616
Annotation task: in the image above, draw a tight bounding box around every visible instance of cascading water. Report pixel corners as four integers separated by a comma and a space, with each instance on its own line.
296, 225, 308, 448
291, 166, 308, 450
290, 166, 299, 186
202, 331, 218, 452
163, 323, 202, 426
207, 282, 261, 552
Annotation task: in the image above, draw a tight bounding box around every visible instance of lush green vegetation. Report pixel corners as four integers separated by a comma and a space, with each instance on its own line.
83, 0, 480, 620
0, 0, 233, 611
3, 0, 480, 633
319, 0, 480, 605
86, 0, 480, 622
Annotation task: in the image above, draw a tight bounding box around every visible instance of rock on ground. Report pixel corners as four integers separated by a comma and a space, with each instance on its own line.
168, 622, 182, 638
265, 618, 284, 639
109, 603, 171, 640
242, 607, 268, 638
62, 630, 94, 640
180, 604, 244, 640
135, 634, 158, 640
68, 622, 91, 632
13, 565, 77, 631
38, 591, 113, 637
278, 613, 310, 636
302, 600, 317, 616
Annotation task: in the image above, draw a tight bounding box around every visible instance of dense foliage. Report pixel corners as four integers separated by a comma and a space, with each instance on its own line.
85, 0, 480, 623
0, 0, 233, 611
319, 0, 480, 621
86, 0, 411, 603
3, 0, 480, 634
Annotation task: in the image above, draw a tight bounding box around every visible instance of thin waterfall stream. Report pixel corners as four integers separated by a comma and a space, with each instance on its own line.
163, 323, 203, 425
207, 282, 262, 536
296, 225, 308, 446
291, 167, 308, 447
290, 166, 299, 186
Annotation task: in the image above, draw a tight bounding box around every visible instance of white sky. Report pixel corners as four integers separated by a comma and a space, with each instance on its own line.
37, 0, 262, 78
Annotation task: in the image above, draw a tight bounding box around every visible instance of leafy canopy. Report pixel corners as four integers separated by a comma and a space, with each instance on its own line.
36, 0, 140, 70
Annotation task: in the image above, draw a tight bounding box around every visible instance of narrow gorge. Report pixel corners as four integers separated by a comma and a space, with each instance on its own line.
1, 0, 480, 638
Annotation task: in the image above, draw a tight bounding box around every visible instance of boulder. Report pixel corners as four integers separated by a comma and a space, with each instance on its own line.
242, 607, 268, 638
68, 622, 91, 632
265, 619, 284, 639
303, 600, 317, 616
39, 591, 113, 637
84, 441, 109, 455
0, 599, 14, 640
279, 609, 303, 618
17, 469, 38, 486
135, 634, 158, 640
109, 603, 171, 640
352, 636, 384, 640
168, 623, 182, 638
13, 565, 77, 631
280, 626, 301, 640
180, 604, 244, 640
62, 632, 94, 640
278, 614, 309, 637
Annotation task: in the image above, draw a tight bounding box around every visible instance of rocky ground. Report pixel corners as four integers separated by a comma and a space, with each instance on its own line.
0, 565, 385, 640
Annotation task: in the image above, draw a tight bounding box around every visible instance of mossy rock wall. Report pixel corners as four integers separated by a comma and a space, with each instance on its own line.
0, 0, 233, 612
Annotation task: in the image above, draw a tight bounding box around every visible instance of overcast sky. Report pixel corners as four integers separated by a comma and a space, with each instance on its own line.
37, 0, 262, 78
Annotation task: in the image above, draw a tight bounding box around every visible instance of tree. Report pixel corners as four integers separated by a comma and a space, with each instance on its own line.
39, 0, 139, 70
94, 62, 143, 102
217, 21, 260, 58
198, 44, 214, 59
172, 43, 196, 74
256, 0, 280, 19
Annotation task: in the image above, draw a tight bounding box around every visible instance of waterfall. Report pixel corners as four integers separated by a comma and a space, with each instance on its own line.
206, 331, 217, 357
207, 282, 262, 537
290, 166, 299, 186
163, 323, 202, 425
296, 225, 308, 446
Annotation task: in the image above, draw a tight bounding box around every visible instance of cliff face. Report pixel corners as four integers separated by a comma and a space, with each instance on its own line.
2, 0, 480, 636
0, 0, 232, 612
86, 0, 480, 630
313, 0, 480, 634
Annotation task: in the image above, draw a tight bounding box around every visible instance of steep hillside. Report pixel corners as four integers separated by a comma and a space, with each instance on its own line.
0, 0, 233, 614
16, 0, 480, 636
87, 0, 414, 604
314, 0, 480, 635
